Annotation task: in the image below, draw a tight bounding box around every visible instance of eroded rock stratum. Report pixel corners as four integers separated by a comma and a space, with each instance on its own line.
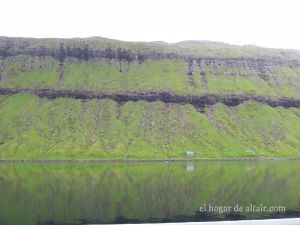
1, 87, 300, 110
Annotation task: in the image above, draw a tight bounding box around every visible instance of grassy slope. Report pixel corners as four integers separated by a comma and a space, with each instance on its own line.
2, 57, 300, 97
0, 93, 300, 158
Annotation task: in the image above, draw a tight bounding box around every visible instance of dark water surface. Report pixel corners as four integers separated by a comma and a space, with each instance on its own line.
0, 161, 299, 224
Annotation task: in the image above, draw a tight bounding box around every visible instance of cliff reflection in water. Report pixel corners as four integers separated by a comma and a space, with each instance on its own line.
0, 161, 300, 224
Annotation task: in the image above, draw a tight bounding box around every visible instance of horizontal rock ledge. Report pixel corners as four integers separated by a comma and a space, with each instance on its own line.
1, 87, 300, 109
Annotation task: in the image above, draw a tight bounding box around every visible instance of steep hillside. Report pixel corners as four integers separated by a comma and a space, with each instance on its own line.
1, 37, 300, 158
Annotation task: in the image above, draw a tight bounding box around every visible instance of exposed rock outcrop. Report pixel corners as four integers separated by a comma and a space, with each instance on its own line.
1, 87, 300, 109
1, 37, 300, 77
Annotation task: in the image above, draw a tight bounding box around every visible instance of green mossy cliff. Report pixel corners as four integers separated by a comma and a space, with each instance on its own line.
1, 37, 300, 158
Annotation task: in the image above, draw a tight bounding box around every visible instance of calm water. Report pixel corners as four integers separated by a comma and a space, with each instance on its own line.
0, 161, 300, 225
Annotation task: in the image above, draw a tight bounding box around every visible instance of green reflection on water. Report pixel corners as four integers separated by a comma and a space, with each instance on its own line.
0, 161, 300, 224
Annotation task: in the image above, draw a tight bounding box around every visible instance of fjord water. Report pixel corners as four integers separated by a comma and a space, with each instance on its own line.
0, 161, 299, 225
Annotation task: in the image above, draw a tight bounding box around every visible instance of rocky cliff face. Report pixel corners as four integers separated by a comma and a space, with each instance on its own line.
1, 36, 300, 109
1, 37, 300, 74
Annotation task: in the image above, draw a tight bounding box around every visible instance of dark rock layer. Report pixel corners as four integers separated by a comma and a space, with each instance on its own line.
1, 88, 300, 109
1, 37, 300, 72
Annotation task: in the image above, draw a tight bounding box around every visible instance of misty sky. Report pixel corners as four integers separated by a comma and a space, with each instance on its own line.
1, 0, 300, 49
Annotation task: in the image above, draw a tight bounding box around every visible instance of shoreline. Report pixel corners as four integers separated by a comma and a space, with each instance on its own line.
114, 218, 300, 225
1, 157, 300, 163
